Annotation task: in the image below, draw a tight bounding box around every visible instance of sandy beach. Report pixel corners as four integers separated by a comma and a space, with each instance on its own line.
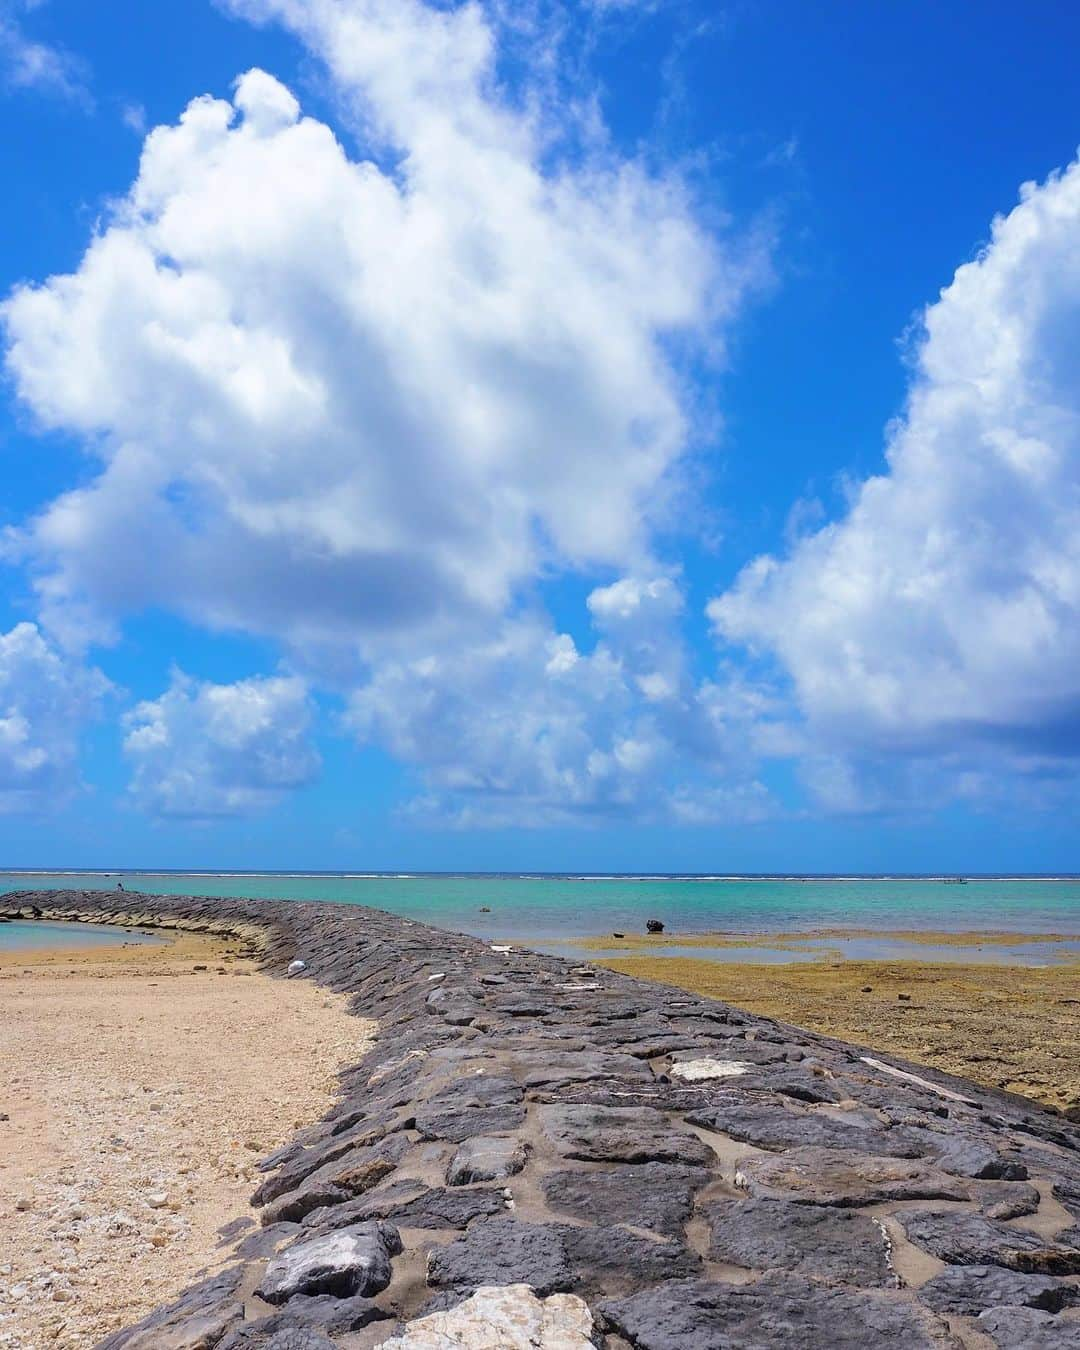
0, 930, 373, 1350
591, 929, 1080, 1114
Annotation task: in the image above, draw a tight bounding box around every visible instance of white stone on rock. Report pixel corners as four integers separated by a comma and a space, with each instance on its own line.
379, 1284, 594, 1348
860, 1057, 976, 1104
287, 960, 307, 976
670, 1058, 752, 1081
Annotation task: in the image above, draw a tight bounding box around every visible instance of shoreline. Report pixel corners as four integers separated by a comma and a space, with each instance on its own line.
4, 889, 1080, 1349
0, 925, 373, 1349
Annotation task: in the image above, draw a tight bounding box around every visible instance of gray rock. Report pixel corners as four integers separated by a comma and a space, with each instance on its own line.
918, 1265, 1075, 1316
542, 1163, 708, 1238
260, 1182, 351, 1227
970, 1180, 1043, 1220
415, 1103, 527, 1143
426, 1218, 701, 1298
674, 1039, 790, 1066
1053, 1177, 1080, 1224
931, 1139, 1029, 1180
489, 994, 561, 1017
687, 1102, 921, 1156
538, 1103, 715, 1166
601, 1274, 956, 1348
560, 1224, 702, 1295
896, 1210, 1080, 1275
356, 1183, 506, 1230
227, 1332, 338, 1350
427, 1220, 573, 1296
705, 1199, 894, 1286
257, 1142, 303, 1173
447, 1135, 529, 1185
256, 1222, 401, 1304
735, 1147, 968, 1206
236, 1223, 304, 1259
589, 1026, 709, 1059
745, 1070, 846, 1104
414, 1074, 526, 1142
303, 1183, 422, 1234
502, 1049, 651, 1089
217, 1294, 388, 1346
530, 1079, 723, 1113
251, 1122, 390, 1206
977, 1307, 1080, 1349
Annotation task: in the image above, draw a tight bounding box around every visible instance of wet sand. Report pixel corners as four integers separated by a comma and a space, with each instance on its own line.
593, 932, 1080, 1114
0, 930, 373, 1350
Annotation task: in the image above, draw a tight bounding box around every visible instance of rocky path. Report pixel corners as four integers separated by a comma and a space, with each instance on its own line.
4, 890, 1080, 1349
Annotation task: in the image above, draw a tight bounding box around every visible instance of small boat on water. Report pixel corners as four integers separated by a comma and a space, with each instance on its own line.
942, 876, 967, 884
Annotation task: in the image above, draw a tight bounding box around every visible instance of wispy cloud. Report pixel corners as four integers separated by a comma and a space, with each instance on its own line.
120, 101, 147, 135
0, 0, 90, 103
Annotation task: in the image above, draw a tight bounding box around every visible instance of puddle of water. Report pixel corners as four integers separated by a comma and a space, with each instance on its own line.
0, 920, 164, 953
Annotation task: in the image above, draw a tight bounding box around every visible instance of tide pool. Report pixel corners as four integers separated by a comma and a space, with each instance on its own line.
0, 918, 164, 952
1, 872, 1078, 942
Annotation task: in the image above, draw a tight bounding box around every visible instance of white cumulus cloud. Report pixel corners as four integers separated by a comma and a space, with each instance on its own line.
710, 155, 1080, 794
347, 580, 775, 827
0, 622, 107, 811
123, 671, 319, 818
3, 0, 753, 652
0, 0, 770, 824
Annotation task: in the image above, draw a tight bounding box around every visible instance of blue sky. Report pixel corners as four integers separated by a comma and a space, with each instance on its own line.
0, 0, 1078, 871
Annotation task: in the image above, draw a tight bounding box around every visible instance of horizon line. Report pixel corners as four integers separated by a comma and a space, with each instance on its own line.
1, 869, 1079, 882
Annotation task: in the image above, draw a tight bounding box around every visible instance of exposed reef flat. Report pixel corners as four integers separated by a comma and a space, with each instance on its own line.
3, 890, 1080, 1349
572, 927, 1080, 953
593, 948, 1080, 1113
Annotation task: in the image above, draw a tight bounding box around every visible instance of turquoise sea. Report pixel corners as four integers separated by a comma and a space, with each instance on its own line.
1, 872, 1079, 950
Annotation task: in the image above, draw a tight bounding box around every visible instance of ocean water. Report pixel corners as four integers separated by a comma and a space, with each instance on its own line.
1, 872, 1078, 945
0, 918, 163, 952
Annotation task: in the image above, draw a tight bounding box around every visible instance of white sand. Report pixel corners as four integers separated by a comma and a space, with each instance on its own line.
0, 931, 374, 1349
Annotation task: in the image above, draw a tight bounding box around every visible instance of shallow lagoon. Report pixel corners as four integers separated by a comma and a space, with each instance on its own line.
0, 919, 163, 952
1, 871, 1078, 942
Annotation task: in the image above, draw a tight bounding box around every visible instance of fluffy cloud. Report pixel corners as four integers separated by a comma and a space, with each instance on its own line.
711, 157, 1080, 783
0, 0, 773, 824
348, 577, 774, 827
0, 622, 107, 811
3, 0, 753, 652
123, 672, 319, 818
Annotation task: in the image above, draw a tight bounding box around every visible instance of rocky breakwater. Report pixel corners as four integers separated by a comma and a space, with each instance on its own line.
5, 890, 1080, 1349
